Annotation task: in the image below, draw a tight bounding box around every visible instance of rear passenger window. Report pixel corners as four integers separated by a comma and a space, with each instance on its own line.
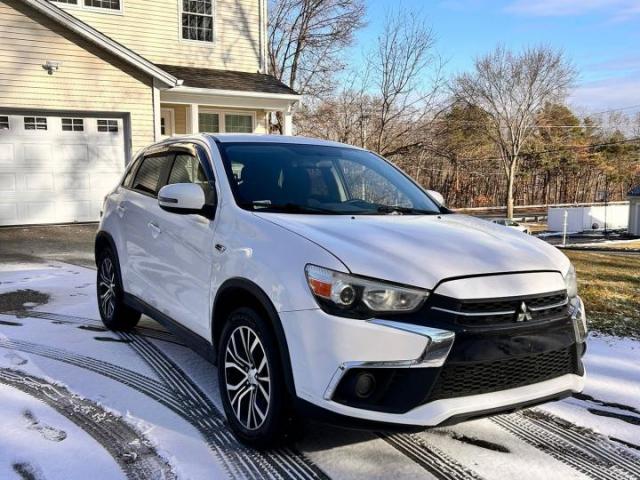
122, 158, 141, 188
132, 155, 169, 196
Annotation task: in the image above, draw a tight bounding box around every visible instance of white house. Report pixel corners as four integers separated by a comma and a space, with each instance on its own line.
0, 0, 301, 226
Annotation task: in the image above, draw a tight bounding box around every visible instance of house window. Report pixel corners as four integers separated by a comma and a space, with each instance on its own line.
0, 116, 8, 130
199, 113, 219, 133
62, 118, 84, 132
24, 117, 47, 131
97, 119, 118, 132
225, 114, 253, 133
160, 117, 166, 136
84, 0, 121, 10
182, 0, 214, 42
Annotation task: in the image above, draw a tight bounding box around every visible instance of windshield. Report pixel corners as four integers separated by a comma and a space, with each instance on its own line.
218, 142, 442, 215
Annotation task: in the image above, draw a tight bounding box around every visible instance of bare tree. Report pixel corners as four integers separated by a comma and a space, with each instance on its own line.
268, 0, 365, 98
454, 45, 576, 218
368, 8, 443, 156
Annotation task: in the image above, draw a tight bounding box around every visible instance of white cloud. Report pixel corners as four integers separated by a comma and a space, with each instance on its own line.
569, 76, 640, 113
505, 0, 640, 19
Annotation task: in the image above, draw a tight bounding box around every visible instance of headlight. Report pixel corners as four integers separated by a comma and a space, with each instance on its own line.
305, 265, 429, 318
564, 264, 578, 298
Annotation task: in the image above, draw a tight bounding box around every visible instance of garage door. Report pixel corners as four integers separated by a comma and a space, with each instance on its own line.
0, 112, 126, 226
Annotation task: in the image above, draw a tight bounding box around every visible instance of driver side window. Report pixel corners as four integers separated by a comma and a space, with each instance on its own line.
167, 154, 208, 186
164, 152, 216, 211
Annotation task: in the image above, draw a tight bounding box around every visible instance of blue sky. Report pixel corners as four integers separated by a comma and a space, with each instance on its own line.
350, 0, 640, 114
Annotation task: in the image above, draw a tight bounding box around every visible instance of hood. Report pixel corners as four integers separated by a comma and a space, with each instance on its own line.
255, 213, 570, 290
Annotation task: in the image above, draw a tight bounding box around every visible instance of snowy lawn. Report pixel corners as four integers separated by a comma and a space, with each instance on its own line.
0, 260, 639, 480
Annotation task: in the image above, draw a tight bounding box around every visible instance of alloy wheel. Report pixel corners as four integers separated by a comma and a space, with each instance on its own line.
98, 257, 116, 320
224, 326, 271, 430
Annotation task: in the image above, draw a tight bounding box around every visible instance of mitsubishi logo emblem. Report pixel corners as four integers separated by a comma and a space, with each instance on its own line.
516, 302, 533, 322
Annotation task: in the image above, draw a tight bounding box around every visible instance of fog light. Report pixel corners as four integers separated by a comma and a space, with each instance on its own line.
355, 372, 376, 398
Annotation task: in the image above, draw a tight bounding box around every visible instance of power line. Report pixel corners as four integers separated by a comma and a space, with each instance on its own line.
584, 104, 640, 116
458, 137, 640, 164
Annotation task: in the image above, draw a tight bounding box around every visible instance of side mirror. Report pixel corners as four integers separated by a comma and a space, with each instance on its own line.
427, 190, 445, 206
158, 183, 206, 215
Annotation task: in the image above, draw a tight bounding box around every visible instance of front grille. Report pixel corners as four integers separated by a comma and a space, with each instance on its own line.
429, 346, 578, 400
430, 291, 569, 327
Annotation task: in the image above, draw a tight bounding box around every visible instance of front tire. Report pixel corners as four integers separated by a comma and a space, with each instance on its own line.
96, 248, 140, 331
218, 307, 294, 447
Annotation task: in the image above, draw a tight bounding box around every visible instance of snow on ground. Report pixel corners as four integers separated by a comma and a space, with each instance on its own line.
0, 261, 639, 480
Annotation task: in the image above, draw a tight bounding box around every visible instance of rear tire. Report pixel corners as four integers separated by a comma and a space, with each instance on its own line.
96, 248, 140, 331
218, 307, 295, 448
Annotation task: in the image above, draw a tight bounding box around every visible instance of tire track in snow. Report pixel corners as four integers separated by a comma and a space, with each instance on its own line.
2, 310, 329, 480
0, 368, 177, 480
492, 412, 640, 480
521, 410, 640, 477
119, 330, 329, 480
378, 432, 485, 480
1, 310, 181, 346
0, 338, 183, 409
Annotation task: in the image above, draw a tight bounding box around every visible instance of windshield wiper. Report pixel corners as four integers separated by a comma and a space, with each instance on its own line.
246, 202, 337, 214
376, 205, 439, 215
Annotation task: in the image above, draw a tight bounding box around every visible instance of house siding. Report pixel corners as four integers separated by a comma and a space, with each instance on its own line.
0, 0, 155, 154
51, 0, 262, 73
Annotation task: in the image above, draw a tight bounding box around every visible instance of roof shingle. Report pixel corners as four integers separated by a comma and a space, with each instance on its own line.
157, 64, 298, 96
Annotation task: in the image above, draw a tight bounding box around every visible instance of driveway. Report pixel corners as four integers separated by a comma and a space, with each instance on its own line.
0, 224, 97, 268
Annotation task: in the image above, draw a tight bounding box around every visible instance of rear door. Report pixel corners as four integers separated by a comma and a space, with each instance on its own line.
121, 152, 174, 308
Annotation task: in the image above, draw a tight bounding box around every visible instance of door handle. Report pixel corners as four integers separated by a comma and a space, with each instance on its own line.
147, 222, 161, 238
116, 204, 126, 216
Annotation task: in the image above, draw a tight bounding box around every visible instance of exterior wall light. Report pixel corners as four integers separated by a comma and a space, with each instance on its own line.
42, 61, 61, 75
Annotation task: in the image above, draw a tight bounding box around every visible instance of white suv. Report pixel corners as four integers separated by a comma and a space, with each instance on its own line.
96, 135, 587, 446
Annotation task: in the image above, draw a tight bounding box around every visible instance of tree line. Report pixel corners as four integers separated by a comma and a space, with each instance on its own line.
268, 0, 640, 214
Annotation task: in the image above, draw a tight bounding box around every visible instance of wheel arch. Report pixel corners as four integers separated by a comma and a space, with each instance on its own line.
212, 278, 297, 398
95, 231, 118, 265
94, 231, 125, 286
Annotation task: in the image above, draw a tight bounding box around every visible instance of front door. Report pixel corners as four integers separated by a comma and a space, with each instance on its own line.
152, 149, 217, 338
160, 109, 175, 138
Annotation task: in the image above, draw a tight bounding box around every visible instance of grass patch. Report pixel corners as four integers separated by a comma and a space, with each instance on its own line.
597, 239, 640, 250
565, 251, 640, 338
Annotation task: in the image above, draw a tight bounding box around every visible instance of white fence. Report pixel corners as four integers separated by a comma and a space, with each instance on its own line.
548, 203, 630, 232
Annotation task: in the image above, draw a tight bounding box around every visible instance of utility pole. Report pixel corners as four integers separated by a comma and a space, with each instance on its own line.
604, 174, 609, 237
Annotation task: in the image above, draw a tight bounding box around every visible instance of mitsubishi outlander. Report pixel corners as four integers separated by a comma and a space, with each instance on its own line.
95, 134, 587, 446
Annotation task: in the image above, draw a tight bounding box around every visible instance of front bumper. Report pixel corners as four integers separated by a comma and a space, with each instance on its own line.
280, 295, 586, 427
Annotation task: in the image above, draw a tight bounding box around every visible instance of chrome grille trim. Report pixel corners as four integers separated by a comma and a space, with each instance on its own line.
431, 306, 516, 317
528, 298, 569, 312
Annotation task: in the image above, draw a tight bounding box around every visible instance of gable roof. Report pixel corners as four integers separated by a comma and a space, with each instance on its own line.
19, 0, 180, 87
157, 64, 299, 96
629, 186, 640, 197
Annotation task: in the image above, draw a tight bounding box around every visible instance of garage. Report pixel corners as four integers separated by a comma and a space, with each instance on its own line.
0, 112, 127, 226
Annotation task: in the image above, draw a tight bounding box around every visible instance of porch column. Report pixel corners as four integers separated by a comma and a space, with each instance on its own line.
152, 79, 162, 141
188, 103, 199, 134
283, 104, 294, 136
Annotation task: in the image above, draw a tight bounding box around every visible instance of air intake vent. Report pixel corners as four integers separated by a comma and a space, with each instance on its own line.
429, 346, 578, 400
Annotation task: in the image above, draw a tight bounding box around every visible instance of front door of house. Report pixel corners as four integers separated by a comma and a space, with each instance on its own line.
160, 109, 175, 138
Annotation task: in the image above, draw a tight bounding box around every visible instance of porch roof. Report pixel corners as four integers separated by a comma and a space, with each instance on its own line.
156, 64, 298, 96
